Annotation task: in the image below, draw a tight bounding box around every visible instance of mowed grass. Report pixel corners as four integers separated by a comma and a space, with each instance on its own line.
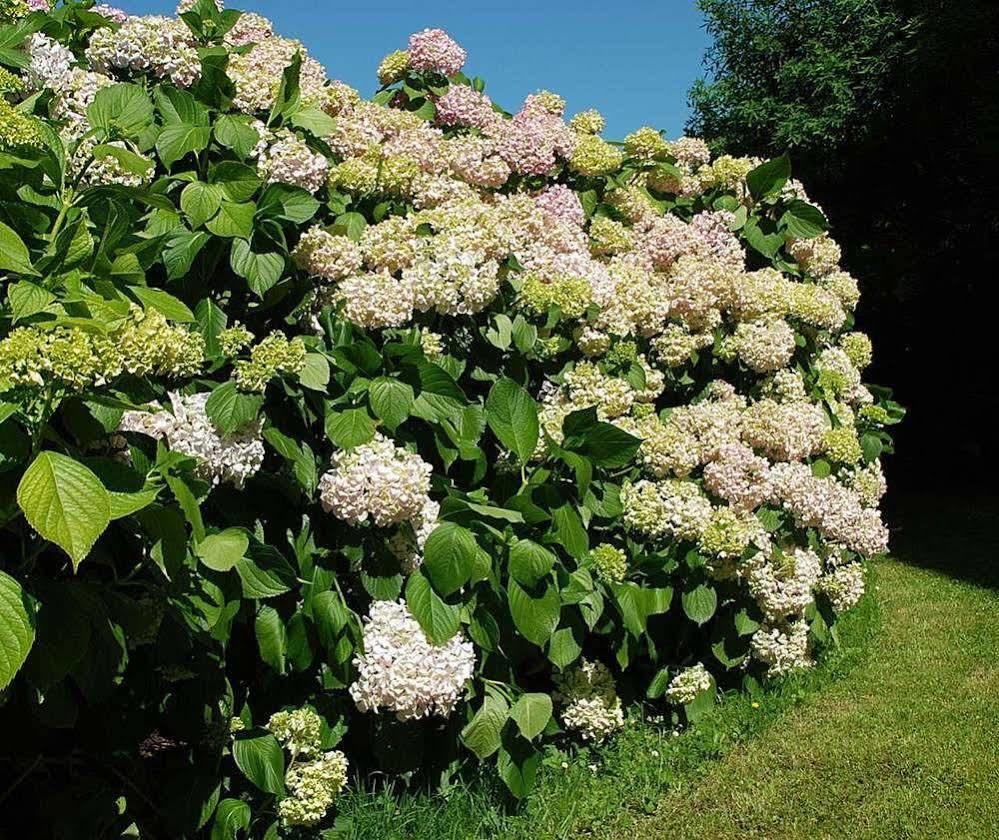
336, 494, 999, 839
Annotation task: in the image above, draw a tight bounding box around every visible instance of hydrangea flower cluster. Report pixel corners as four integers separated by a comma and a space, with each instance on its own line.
265, 708, 349, 828
349, 600, 476, 721
318, 434, 432, 528
663, 663, 713, 705
554, 659, 625, 741
120, 392, 264, 488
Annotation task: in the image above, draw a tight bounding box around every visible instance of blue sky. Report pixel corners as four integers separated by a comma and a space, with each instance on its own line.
124, 1, 710, 139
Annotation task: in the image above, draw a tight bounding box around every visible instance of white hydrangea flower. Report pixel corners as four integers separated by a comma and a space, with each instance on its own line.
554, 659, 625, 741
119, 392, 264, 488
318, 433, 432, 527
350, 600, 475, 721
742, 547, 822, 622
750, 620, 811, 676
663, 662, 713, 705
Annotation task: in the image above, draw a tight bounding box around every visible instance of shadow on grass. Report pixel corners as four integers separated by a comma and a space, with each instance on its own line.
884, 491, 999, 589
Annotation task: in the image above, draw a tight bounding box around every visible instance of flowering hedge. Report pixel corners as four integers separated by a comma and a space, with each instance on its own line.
0, 0, 902, 834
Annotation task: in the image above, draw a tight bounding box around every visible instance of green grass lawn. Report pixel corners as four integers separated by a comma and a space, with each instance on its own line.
336, 494, 999, 839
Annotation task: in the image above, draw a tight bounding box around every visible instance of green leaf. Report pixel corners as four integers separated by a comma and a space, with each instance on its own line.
497, 735, 540, 800
156, 123, 212, 168
212, 161, 262, 203
17, 452, 111, 570
509, 692, 552, 741
486, 378, 539, 463
684, 674, 716, 722
331, 211, 367, 241
129, 286, 195, 322
210, 799, 250, 840
255, 605, 286, 674
612, 582, 673, 637
461, 694, 508, 759
298, 353, 330, 391
508, 539, 556, 587
311, 589, 349, 651
861, 432, 884, 462
682, 583, 717, 626
405, 571, 460, 644
88, 84, 154, 138
205, 381, 264, 435
196, 528, 249, 572
781, 199, 828, 239
230, 239, 284, 297
746, 153, 791, 200
180, 181, 224, 228
508, 579, 560, 647
324, 408, 376, 449
262, 427, 317, 494
155, 85, 209, 125
257, 183, 320, 225
214, 114, 260, 159
108, 487, 158, 520
195, 297, 228, 357
289, 106, 336, 136
8, 280, 53, 320
163, 229, 210, 280
369, 377, 415, 430
422, 522, 477, 597
91, 143, 152, 177
577, 422, 640, 467
0, 220, 36, 275
549, 504, 589, 559
0, 570, 35, 691
235, 553, 294, 599
232, 731, 285, 795
205, 201, 256, 239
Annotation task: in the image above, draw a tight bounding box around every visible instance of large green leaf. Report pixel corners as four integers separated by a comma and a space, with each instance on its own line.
508, 539, 556, 587
682, 583, 718, 626
746, 153, 791, 200
205, 200, 256, 238
196, 528, 249, 572
405, 571, 460, 644
210, 799, 250, 840
232, 731, 285, 794
486, 378, 539, 463
324, 407, 376, 449
230, 239, 284, 297
87, 83, 154, 138
254, 605, 286, 674
422, 522, 477, 597
509, 692, 552, 741
369, 377, 415, 430
205, 381, 263, 435
0, 570, 35, 691
461, 694, 508, 759
508, 579, 560, 647
156, 123, 212, 168
180, 181, 224, 228
0, 220, 36, 275
17, 452, 111, 570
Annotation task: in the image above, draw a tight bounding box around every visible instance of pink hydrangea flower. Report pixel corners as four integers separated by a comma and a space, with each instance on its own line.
534, 184, 586, 227
408, 28, 466, 76
435, 85, 496, 130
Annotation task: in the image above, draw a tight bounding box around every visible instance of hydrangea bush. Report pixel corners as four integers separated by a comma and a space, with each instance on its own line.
0, 0, 903, 834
